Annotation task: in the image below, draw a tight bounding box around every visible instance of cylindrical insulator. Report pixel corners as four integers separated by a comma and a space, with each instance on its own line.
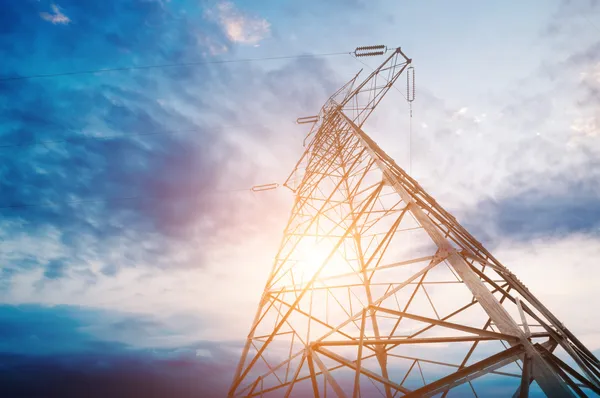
354, 45, 385, 54
407, 66, 415, 102
355, 51, 384, 57
251, 183, 279, 192
296, 115, 319, 124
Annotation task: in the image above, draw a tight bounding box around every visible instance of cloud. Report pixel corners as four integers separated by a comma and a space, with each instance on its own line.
0, 305, 238, 398
196, 32, 230, 55
42, 258, 69, 280
0, 353, 226, 398
462, 169, 600, 243
493, 234, 600, 349
451, 106, 468, 119
380, 32, 600, 222
544, 0, 599, 37
580, 61, 600, 86
40, 4, 70, 25
212, 1, 270, 44
0, 0, 341, 336
1, 1, 599, 395
571, 116, 598, 137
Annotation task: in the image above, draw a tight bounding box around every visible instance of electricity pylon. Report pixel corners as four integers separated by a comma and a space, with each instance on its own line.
228, 47, 600, 397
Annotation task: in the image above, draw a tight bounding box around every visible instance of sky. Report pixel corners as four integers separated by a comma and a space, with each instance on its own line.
0, 0, 599, 396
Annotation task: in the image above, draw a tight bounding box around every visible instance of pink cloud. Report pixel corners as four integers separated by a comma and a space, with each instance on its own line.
40, 4, 71, 25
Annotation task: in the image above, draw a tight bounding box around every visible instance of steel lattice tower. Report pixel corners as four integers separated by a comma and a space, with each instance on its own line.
228, 48, 600, 397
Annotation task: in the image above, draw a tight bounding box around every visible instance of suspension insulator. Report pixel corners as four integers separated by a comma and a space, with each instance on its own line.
251, 183, 279, 192
355, 45, 385, 51
407, 66, 415, 102
296, 115, 319, 124
354, 45, 387, 58
355, 51, 385, 58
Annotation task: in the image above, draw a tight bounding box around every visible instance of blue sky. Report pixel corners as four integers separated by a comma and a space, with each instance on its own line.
1, 0, 600, 396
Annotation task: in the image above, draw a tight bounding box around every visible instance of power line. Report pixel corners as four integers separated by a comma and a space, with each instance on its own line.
0, 51, 351, 82
0, 122, 267, 150
583, 14, 600, 33
0, 183, 280, 211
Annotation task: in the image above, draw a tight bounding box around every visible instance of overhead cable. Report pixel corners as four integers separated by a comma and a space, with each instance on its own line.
0, 51, 351, 82
0, 182, 280, 211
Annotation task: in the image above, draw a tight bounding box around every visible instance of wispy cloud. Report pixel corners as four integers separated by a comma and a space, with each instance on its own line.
212, 1, 270, 45
0, 5, 339, 336
580, 61, 600, 85
451, 106, 468, 119
40, 4, 70, 25
571, 117, 598, 137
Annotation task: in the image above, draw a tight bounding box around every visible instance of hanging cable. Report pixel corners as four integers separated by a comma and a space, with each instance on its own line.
409, 102, 413, 176
0, 182, 280, 211
0, 51, 351, 82
407, 65, 415, 176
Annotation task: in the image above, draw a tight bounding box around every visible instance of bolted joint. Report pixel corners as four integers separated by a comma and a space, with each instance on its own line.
433, 245, 454, 263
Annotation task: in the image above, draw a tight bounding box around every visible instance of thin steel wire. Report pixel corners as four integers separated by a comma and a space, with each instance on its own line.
0, 123, 267, 150
0, 183, 279, 211
0, 51, 351, 82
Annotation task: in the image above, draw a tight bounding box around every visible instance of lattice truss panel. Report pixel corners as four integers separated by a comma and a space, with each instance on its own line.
229, 49, 600, 398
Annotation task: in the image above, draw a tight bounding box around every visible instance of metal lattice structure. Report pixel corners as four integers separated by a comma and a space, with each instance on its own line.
228, 48, 600, 397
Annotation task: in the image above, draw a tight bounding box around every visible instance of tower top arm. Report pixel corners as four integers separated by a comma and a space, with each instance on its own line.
285, 47, 412, 192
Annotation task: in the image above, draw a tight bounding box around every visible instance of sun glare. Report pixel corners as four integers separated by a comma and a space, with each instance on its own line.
292, 237, 353, 282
